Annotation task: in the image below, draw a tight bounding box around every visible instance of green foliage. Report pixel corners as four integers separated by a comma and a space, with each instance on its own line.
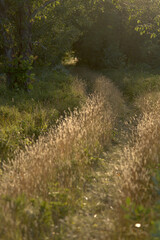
0, 195, 54, 240
103, 44, 126, 68
1, 0, 160, 74
123, 197, 151, 222
33, 0, 104, 66
0, 188, 77, 240
151, 169, 160, 239
144, 40, 160, 68
115, 0, 160, 38
4, 55, 35, 90
73, 0, 153, 68
105, 68, 160, 100
118, 197, 152, 239
120, 168, 160, 239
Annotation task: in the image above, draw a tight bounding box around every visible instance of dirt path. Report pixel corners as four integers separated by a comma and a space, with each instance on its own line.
58, 67, 141, 239
59, 112, 137, 240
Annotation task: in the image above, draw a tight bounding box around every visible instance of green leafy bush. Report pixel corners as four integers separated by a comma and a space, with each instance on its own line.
4, 55, 35, 90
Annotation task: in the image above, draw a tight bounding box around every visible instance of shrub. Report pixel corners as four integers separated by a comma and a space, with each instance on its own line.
4, 55, 35, 90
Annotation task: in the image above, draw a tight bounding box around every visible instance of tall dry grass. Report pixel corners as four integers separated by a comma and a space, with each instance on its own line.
119, 92, 160, 202
111, 91, 160, 238
0, 75, 123, 199
0, 73, 127, 240
94, 76, 125, 116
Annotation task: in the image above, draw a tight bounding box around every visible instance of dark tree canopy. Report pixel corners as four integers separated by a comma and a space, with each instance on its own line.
1, 0, 160, 89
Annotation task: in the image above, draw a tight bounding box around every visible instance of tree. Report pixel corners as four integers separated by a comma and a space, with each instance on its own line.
113, 0, 160, 38
0, 0, 105, 89
32, 0, 105, 65
72, 0, 150, 68
0, 0, 59, 89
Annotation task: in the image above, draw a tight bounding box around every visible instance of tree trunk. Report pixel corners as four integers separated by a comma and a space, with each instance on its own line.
0, 0, 14, 87
0, 0, 57, 89
0, 0, 33, 89
15, 1, 33, 90
17, 1, 32, 58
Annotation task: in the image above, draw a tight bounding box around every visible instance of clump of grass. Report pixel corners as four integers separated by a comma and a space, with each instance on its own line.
1, 94, 112, 197
94, 76, 125, 116
135, 91, 160, 114
114, 91, 160, 239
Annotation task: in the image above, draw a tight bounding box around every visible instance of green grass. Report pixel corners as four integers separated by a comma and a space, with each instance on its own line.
0, 187, 83, 240
104, 67, 160, 101
0, 67, 85, 163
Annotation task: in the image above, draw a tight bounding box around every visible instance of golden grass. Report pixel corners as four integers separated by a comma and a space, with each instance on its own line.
108, 90, 160, 239
119, 93, 160, 202
0, 72, 126, 240
0, 75, 123, 199
53, 76, 160, 239
94, 76, 125, 116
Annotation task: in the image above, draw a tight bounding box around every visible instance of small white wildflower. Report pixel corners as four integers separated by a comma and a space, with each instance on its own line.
135, 223, 141, 228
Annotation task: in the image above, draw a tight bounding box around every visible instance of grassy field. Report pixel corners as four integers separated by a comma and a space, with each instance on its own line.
0, 67, 125, 239
1, 66, 160, 239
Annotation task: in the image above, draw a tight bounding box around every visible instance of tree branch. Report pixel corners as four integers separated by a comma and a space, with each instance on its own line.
31, 0, 58, 19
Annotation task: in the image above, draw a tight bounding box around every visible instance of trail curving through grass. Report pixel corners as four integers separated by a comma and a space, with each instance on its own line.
0, 67, 159, 239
